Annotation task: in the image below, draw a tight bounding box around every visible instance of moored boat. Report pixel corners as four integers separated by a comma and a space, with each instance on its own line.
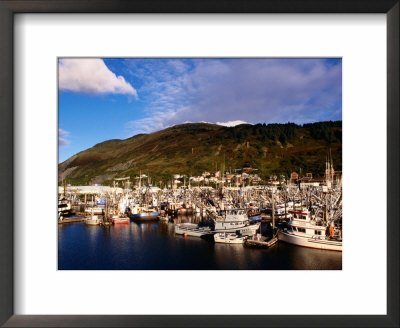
175, 223, 212, 237
111, 215, 129, 224
85, 214, 103, 225
58, 198, 74, 217
213, 208, 261, 236
127, 206, 159, 221
277, 210, 342, 251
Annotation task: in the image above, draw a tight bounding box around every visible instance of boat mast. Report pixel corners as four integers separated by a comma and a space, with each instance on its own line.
105, 196, 108, 222
271, 189, 275, 233
284, 188, 287, 220
325, 192, 329, 226
330, 148, 334, 185
222, 152, 225, 190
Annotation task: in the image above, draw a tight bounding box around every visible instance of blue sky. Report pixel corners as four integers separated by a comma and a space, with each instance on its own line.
58, 58, 342, 162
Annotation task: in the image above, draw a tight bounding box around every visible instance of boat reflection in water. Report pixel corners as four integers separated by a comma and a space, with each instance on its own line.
58, 215, 342, 270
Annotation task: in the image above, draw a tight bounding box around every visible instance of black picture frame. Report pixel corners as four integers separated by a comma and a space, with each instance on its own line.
0, 1, 398, 327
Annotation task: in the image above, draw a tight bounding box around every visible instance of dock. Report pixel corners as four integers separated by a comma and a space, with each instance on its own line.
58, 216, 85, 224
245, 235, 278, 248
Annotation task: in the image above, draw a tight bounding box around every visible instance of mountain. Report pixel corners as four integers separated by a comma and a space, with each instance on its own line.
58, 121, 342, 186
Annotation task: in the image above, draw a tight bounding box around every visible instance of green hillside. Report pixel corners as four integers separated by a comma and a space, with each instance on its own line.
58, 121, 342, 186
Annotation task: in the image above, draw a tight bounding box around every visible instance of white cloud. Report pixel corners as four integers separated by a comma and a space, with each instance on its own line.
59, 128, 69, 137
125, 109, 178, 134
59, 58, 137, 97
123, 58, 341, 135
216, 120, 249, 127
59, 128, 70, 147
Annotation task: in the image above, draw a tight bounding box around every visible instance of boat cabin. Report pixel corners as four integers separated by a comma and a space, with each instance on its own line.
290, 211, 311, 221
214, 208, 249, 231
288, 210, 327, 238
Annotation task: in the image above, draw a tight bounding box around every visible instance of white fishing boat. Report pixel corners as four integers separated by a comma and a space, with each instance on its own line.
277, 210, 342, 251
58, 198, 73, 217
213, 208, 260, 236
175, 223, 212, 237
84, 208, 103, 226
111, 214, 129, 224
214, 232, 248, 244
85, 214, 102, 225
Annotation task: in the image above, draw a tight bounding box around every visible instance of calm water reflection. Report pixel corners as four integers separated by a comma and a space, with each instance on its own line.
58, 217, 342, 270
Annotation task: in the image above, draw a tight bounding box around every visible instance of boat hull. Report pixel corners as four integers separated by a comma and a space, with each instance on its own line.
129, 212, 159, 221
85, 219, 102, 225
112, 218, 129, 224
85, 214, 103, 225
277, 231, 342, 252
175, 224, 212, 237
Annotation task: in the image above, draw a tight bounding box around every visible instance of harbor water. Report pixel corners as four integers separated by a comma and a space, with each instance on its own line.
58, 216, 342, 270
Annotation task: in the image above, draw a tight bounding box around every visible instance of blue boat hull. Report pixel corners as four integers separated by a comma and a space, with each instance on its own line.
130, 212, 159, 221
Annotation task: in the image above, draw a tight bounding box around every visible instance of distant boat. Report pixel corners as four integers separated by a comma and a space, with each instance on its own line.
277, 210, 342, 251
111, 215, 129, 224
58, 198, 74, 218
127, 206, 159, 221
85, 214, 102, 226
175, 223, 212, 237
111, 213, 129, 224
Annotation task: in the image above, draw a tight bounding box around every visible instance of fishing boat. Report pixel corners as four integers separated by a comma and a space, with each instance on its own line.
85, 214, 102, 225
58, 198, 74, 217
111, 214, 129, 224
175, 223, 212, 237
214, 232, 248, 244
165, 202, 181, 216
213, 208, 260, 236
128, 206, 159, 221
277, 210, 342, 251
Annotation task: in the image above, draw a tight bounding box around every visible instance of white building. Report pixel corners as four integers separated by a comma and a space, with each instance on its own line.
58, 185, 125, 195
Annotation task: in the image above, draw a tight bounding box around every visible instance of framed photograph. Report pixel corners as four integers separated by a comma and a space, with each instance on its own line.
0, 0, 398, 327
57, 56, 344, 270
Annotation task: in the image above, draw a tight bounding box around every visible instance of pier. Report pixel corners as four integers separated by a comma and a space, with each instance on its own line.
58, 216, 85, 224
245, 235, 278, 248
